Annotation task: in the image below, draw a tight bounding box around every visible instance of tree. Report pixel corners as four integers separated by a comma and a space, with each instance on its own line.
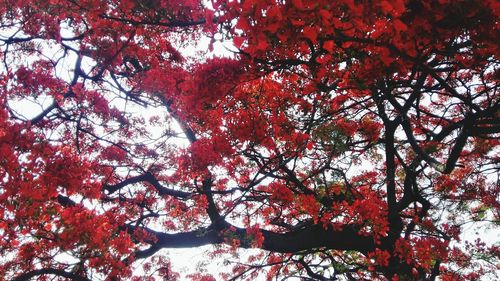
0, 0, 498, 280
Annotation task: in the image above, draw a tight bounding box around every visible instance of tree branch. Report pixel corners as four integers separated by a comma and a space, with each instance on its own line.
104, 172, 191, 199
13, 268, 91, 281
130, 223, 375, 262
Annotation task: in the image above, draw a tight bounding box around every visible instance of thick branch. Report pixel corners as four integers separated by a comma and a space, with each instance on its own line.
104, 172, 190, 199
132, 223, 375, 261
384, 124, 398, 210
13, 268, 91, 281
133, 228, 223, 260
443, 125, 469, 174
101, 15, 206, 28
260, 224, 374, 254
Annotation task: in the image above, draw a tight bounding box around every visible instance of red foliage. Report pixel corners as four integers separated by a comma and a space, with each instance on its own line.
0, 0, 499, 280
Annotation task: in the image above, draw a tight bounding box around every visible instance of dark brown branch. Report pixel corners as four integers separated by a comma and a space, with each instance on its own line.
30, 55, 83, 125
156, 96, 198, 143
443, 125, 469, 174
400, 117, 443, 171
384, 123, 398, 210
57, 195, 77, 207
0, 36, 38, 44
133, 227, 223, 260
13, 268, 91, 281
132, 223, 376, 262
104, 172, 191, 199
101, 15, 206, 28
419, 63, 481, 112
297, 258, 329, 281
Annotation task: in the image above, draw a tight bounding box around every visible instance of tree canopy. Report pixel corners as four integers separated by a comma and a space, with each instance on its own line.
0, 0, 499, 280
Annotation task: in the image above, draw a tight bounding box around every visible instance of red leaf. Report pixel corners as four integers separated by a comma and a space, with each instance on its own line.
302, 26, 317, 43
233, 36, 245, 48
323, 40, 335, 52
292, 0, 305, 10
393, 19, 408, 32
